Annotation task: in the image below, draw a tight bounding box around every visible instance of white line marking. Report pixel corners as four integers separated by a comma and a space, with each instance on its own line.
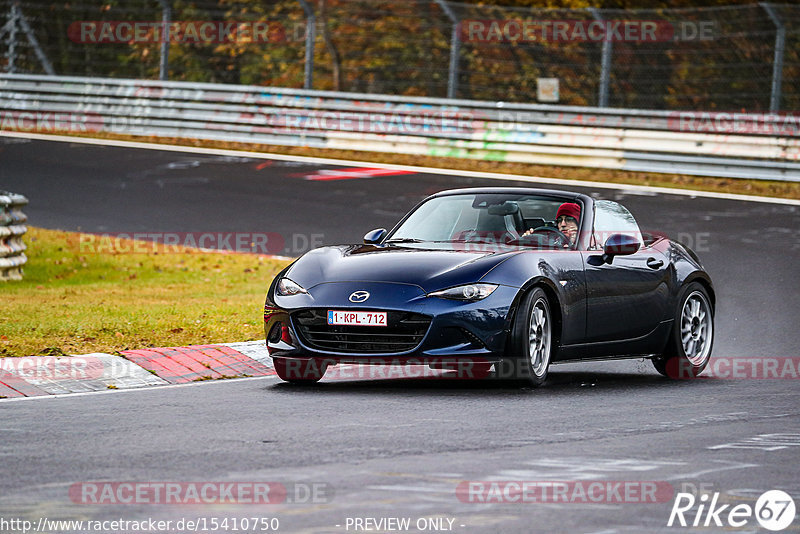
2, 131, 798, 206
0, 374, 278, 403
663, 460, 760, 481
367, 485, 450, 494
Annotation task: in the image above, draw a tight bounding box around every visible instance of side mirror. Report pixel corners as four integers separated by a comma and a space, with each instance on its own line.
603, 234, 640, 262
363, 228, 387, 245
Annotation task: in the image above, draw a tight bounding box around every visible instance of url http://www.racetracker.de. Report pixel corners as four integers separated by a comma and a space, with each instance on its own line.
0, 516, 281, 533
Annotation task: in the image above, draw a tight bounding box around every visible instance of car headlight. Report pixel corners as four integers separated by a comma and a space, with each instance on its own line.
276, 277, 308, 296
428, 283, 498, 301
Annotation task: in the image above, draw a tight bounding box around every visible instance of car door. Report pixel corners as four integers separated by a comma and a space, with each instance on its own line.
581, 200, 670, 343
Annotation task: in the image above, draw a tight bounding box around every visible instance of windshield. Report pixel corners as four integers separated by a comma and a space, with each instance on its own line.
388, 193, 580, 249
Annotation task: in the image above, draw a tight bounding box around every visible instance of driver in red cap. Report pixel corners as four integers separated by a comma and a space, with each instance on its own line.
554, 202, 581, 244
522, 202, 581, 246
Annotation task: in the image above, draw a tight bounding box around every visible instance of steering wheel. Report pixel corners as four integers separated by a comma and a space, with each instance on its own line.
525, 226, 571, 248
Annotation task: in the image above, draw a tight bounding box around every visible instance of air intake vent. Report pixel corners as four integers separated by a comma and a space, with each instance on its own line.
292, 309, 431, 354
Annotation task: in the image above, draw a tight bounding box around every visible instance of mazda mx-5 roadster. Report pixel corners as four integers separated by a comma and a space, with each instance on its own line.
263, 187, 714, 386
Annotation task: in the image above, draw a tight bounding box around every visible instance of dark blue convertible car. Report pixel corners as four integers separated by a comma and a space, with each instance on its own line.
264, 188, 714, 386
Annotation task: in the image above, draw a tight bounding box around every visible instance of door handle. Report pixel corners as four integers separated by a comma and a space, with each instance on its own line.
647, 257, 664, 269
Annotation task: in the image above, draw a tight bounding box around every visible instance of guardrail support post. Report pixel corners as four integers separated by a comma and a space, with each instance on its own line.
158, 0, 171, 80
298, 0, 316, 90
435, 0, 460, 99
760, 2, 784, 113
590, 8, 612, 108
0, 191, 29, 281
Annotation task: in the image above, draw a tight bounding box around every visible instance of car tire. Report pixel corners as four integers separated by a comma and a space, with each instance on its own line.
505, 287, 553, 386
273, 357, 327, 384
652, 282, 714, 379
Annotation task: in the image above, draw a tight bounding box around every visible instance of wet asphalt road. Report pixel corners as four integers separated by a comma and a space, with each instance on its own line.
1, 136, 799, 534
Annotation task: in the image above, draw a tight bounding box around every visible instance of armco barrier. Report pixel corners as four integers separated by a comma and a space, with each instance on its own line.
1, 74, 798, 181
0, 191, 28, 281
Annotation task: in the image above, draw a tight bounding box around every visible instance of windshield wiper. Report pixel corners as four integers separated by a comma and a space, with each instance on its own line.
385, 238, 425, 244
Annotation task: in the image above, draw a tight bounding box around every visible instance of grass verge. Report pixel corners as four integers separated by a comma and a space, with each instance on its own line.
0, 227, 291, 358
10, 130, 800, 200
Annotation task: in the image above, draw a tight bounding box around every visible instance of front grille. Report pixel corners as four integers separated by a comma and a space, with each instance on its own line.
292, 309, 431, 354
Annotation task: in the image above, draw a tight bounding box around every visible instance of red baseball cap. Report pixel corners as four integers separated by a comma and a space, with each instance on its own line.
556, 202, 581, 222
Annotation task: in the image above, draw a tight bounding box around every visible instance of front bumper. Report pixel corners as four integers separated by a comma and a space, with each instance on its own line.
264, 282, 518, 363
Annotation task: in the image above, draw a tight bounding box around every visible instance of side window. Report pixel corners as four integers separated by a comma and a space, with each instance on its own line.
591, 200, 643, 250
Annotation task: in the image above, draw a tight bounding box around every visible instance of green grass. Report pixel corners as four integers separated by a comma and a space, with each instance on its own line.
0, 227, 291, 357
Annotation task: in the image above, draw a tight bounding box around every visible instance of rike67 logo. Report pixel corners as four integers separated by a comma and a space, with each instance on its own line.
668, 490, 796, 531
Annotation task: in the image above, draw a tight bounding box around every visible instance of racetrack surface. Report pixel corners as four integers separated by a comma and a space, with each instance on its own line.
1, 136, 799, 533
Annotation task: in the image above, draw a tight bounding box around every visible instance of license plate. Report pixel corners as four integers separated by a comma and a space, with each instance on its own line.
327, 310, 387, 326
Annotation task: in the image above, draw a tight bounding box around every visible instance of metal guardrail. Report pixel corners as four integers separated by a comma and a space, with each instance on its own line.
1, 74, 799, 181
0, 191, 28, 281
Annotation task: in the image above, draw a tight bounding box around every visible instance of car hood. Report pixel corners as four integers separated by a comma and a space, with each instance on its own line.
285, 244, 521, 293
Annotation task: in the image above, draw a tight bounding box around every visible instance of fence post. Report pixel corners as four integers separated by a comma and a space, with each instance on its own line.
760, 2, 784, 113
589, 8, 612, 108
297, 0, 316, 90
158, 0, 171, 80
15, 1, 54, 75
3, 2, 19, 73
434, 0, 460, 99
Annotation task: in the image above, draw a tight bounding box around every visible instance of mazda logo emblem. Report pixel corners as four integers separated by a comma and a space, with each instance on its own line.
349, 291, 370, 303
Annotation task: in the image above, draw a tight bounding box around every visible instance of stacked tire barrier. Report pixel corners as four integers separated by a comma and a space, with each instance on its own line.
0, 191, 28, 281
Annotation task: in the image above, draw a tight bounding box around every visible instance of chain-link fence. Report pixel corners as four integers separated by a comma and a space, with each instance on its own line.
2, 0, 798, 112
